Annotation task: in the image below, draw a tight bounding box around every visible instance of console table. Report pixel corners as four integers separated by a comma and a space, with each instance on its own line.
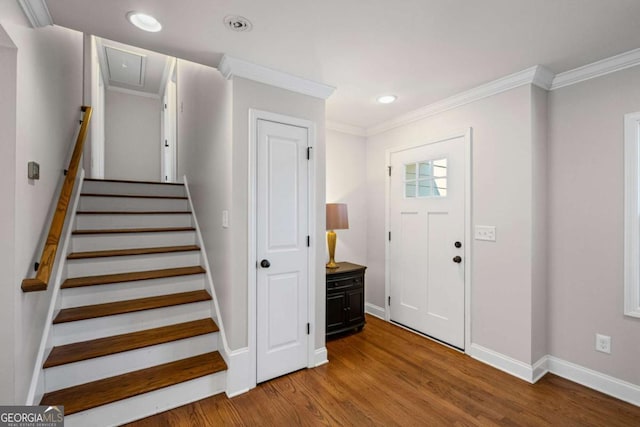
326, 262, 366, 338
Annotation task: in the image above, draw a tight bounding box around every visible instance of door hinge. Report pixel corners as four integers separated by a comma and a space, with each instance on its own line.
307, 235, 310, 247
307, 147, 312, 160
34, 262, 39, 272
388, 166, 392, 176
388, 231, 391, 241
164, 103, 167, 109
307, 323, 310, 335
388, 296, 391, 306
164, 140, 169, 147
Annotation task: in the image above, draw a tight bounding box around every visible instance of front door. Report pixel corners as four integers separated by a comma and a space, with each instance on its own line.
389, 134, 466, 349
256, 119, 309, 383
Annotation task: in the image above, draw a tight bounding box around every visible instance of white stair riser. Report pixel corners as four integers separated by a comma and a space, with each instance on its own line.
82, 181, 186, 197
53, 301, 213, 346
66, 252, 201, 277
45, 334, 219, 390
61, 275, 206, 308
72, 231, 197, 252
75, 213, 192, 230
79, 196, 189, 212
64, 371, 226, 427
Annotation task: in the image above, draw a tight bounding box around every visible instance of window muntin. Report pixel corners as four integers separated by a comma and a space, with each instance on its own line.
404, 158, 447, 198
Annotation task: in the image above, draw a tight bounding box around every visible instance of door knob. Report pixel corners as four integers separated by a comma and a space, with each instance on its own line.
454, 241, 462, 248
260, 259, 271, 268
453, 256, 462, 263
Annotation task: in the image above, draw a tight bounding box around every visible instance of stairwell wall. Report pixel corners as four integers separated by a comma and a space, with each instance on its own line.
0, 2, 83, 403
176, 59, 234, 347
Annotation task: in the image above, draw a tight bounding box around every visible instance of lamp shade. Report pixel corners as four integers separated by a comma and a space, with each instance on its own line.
326, 203, 349, 230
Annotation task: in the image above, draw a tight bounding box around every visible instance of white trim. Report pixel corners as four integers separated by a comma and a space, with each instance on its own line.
106, 85, 161, 100
532, 355, 549, 383
551, 48, 640, 90
364, 302, 385, 320
368, 66, 551, 136
17, 0, 53, 28
26, 169, 85, 404
158, 57, 176, 99
468, 343, 537, 383
326, 121, 367, 137
248, 109, 318, 389
223, 347, 252, 398
547, 356, 640, 407
314, 347, 328, 367
384, 129, 472, 352
624, 112, 640, 318
218, 55, 335, 100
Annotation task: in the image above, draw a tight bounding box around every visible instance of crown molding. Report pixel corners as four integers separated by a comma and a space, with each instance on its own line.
326, 121, 367, 137
550, 48, 640, 90
17, 0, 53, 28
367, 65, 552, 136
106, 85, 160, 100
218, 55, 335, 100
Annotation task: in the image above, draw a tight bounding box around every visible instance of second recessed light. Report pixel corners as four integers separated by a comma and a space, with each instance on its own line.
127, 12, 162, 32
377, 95, 397, 104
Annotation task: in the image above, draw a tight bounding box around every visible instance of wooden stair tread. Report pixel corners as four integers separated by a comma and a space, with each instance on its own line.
81, 193, 187, 200
73, 227, 195, 235
40, 351, 226, 415
61, 266, 205, 289
76, 211, 192, 215
53, 290, 211, 323
68, 245, 200, 259
84, 178, 184, 186
44, 319, 219, 368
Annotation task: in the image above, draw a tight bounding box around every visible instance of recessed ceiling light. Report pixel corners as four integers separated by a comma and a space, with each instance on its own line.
377, 95, 397, 104
126, 12, 162, 32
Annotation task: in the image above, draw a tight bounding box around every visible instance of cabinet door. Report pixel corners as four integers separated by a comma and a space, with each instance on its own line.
327, 291, 346, 331
346, 286, 364, 325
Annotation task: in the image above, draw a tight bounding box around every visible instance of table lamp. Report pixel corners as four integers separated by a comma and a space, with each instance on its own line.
326, 203, 349, 269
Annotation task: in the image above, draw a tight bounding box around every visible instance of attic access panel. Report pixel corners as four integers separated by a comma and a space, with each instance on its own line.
105, 46, 146, 87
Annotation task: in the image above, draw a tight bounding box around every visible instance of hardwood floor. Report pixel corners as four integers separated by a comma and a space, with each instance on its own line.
127, 315, 640, 426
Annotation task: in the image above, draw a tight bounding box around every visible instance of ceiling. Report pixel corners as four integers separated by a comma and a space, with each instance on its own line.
44, 0, 640, 130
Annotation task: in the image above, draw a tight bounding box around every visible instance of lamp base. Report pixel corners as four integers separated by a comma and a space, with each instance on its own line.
326, 230, 339, 269
326, 260, 339, 269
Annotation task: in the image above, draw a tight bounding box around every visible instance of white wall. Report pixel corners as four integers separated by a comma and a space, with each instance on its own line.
366, 86, 540, 364
232, 77, 327, 350
0, 2, 83, 403
105, 90, 161, 181
0, 23, 17, 405
176, 59, 234, 348
326, 130, 368, 267
548, 66, 640, 385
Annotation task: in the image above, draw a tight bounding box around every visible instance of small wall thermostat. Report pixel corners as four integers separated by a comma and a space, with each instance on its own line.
28, 161, 40, 180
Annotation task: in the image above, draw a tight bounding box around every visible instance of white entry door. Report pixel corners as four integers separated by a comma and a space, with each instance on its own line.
256, 119, 309, 383
389, 135, 467, 349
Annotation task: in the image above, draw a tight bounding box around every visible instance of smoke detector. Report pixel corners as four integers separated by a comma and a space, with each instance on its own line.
224, 15, 253, 32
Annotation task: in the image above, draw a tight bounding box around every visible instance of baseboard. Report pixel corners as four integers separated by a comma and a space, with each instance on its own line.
365, 303, 385, 320
532, 355, 549, 383
468, 344, 537, 383
224, 347, 251, 398
546, 356, 640, 407
314, 347, 328, 367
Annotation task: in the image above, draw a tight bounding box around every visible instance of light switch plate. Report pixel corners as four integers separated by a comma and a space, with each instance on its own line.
475, 225, 496, 241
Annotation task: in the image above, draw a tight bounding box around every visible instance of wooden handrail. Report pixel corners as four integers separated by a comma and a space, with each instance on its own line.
22, 106, 93, 292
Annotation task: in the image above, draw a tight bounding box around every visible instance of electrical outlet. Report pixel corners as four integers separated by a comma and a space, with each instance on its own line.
595, 334, 611, 354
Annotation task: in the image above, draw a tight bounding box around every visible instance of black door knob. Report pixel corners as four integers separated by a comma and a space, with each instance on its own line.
454, 241, 462, 248
453, 256, 462, 263
260, 259, 271, 268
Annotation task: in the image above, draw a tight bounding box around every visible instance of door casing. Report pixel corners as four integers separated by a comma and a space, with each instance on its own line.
248, 109, 317, 388
385, 128, 473, 352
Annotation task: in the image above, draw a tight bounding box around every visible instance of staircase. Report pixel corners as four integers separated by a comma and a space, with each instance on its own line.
37, 178, 227, 426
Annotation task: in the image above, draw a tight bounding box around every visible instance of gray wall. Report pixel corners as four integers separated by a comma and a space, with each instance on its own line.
176, 59, 234, 346
326, 130, 368, 266
0, 2, 83, 403
105, 90, 161, 181
366, 85, 541, 364
548, 66, 640, 384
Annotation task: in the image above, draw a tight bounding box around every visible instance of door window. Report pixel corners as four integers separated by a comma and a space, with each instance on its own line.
404, 158, 447, 198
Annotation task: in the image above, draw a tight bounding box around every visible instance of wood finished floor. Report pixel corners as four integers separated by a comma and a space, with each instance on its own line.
127, 315, 640, 426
